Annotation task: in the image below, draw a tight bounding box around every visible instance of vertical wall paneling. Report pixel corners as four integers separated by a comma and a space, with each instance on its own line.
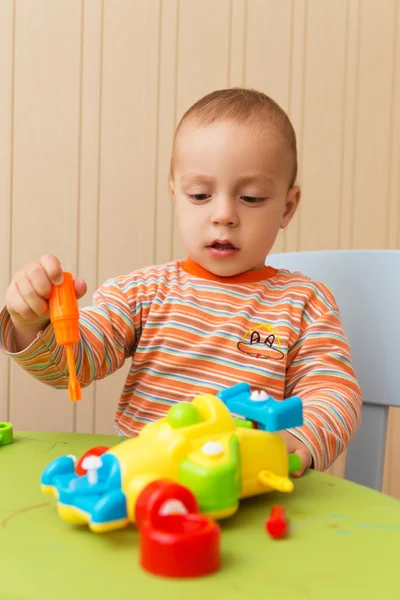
228, 0, 246, 88
351, 0, 397, 248
140, 0, 161, 269
384, 409, 400, 498
0, 0, 14, 422
75, 0, 103, 433
154, 0, 178, 264
245, 0, 292, 107
299, 0, 348, 251
172, 0, 231, 260
245, 0, 293, 254
94, 0, 161, 433
284, 0, 306, 252
388, 1, 400, 250
339, 0, 359, 250
10, 0, 81, 431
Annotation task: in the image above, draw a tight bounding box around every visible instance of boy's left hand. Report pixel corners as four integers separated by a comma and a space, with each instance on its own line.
279, 430, 313, 477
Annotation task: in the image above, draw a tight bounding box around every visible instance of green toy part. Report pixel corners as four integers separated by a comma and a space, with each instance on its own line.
288, 453, 302, 474
167, 402, 202, 428
179, 435, 241, 514
233, 417, 254, 429
0, 422, 13, 446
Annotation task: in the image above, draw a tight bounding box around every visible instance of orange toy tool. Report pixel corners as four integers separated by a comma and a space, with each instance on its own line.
49, 272, 82, 402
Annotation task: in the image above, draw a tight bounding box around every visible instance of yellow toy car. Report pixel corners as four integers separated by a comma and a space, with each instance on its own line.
40, 382, 303, 533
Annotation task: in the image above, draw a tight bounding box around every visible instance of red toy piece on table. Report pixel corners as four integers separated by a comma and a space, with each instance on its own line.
265, 505, 287, 539
135, 480, 221, 578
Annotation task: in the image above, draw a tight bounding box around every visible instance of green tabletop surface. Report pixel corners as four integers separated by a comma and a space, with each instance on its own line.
1, 431, 400, 599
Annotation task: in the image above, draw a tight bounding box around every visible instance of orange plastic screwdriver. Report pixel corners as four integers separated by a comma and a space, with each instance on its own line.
49, 272, 82, 402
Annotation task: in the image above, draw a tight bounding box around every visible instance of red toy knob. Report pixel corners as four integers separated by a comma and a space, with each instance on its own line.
136, 479, 221, 578
265, 505, 287, 539
75, 446, 110, 476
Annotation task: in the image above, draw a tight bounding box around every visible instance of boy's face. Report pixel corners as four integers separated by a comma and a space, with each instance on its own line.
170, 120, 300, 277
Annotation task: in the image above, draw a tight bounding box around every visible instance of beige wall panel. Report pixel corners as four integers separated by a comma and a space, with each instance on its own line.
384, 408, 400, 499
352, 0, 397, 248
388, 1, 400, 251
228, 0, 246, 88
245, 0, 292, 255
155, 0, 178, 264
10, 0, 81, 431
285, 0, 306, 252
339, 0, 359, 249
245, 0, 292, 108
97, 0, 158, 280
298, 0, 348, 251
75, 0, 103, 433
94, 0, 161, 434
0, 0, 14, 422
172, 0, 231, 260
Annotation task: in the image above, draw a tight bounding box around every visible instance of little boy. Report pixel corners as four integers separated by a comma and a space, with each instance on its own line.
0, 88, 362, 476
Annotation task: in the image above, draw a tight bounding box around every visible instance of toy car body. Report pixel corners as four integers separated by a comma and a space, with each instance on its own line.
41, 383, 303, 533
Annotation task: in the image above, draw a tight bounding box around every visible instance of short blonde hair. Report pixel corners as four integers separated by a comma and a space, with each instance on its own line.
171, 87, 298, 187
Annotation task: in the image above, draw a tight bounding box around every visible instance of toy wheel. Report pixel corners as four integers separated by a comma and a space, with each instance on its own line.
75, 446, 110, 476
135, 479, 198, 529
139, 512, 221, 578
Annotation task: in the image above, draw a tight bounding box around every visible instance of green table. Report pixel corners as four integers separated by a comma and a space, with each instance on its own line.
1, 431, 400, 599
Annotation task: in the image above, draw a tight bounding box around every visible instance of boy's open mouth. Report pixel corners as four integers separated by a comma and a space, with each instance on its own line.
206, 240, 239, 259
208, 240, 238, 250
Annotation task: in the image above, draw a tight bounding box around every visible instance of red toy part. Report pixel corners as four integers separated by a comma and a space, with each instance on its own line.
136, 479, 221, 578
135, 479, 198, 527
75, 446, 110, 476
265, 505, 287, 539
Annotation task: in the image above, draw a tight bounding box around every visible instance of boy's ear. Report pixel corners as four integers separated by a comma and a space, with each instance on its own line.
280, 185, 301, 229
169, 177, 175, 201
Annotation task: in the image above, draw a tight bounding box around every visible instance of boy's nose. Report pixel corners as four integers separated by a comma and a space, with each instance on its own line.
211, 197, 238, 226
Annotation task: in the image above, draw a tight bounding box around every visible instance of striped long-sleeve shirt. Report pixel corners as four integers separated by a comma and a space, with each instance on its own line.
0, 257, 362, 470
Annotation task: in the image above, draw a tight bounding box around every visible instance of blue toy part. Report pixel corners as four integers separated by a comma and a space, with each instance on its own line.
89, 489, 127, 527
41, 455, 77, 486
41, 452, 127, 526
264, 396, 303, 432
217, 382, 303, 432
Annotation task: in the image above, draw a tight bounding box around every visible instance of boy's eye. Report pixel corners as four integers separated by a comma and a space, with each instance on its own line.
189, 194, 211, 201
241, 196, 266, 204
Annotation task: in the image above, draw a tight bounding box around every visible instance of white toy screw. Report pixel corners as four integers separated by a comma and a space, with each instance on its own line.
159, 499, 188, 516
82, 455, 103, 484
201, 441, 224, 456
250, 390, 269, 401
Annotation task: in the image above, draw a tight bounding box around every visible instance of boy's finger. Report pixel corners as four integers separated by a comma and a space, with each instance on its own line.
15, 277, 49, 318
25, 262, 53, 299
7, 281, 37, 322
73, 278, 87, 300
39, 255, 64, 285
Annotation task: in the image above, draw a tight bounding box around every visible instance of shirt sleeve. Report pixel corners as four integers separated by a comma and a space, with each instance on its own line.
0, 278, 139, 390
284, 300, 362, 472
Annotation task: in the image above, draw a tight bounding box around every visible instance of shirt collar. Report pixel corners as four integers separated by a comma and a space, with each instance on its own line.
180, 257, 277, 284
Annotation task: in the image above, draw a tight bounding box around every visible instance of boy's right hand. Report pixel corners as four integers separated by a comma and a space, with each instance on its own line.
5, 254, 87, 351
